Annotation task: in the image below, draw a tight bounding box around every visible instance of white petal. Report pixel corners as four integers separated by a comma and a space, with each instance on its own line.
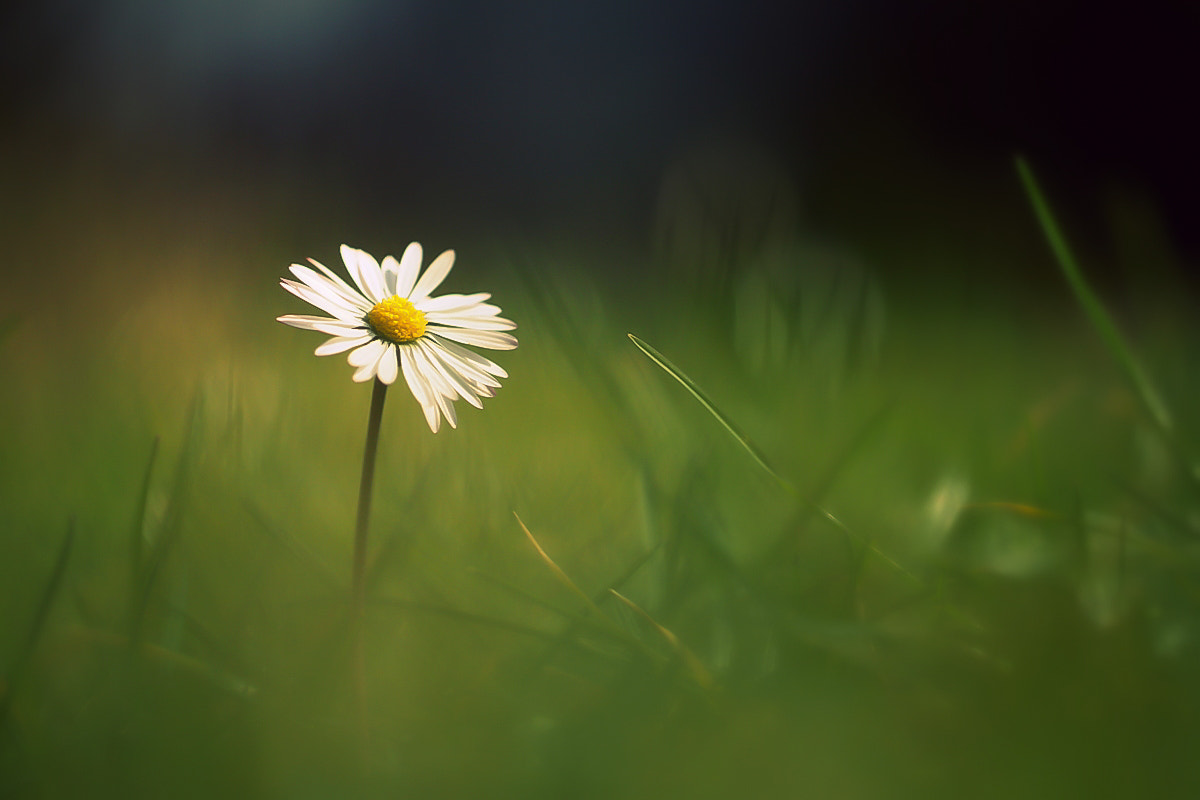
347, 338, 387, 368
400, 347, 440, 432
352, 360, 377, 382
306, 257, 369, 305
314, 333, 372, 356
276, 315, 361, 335
291, 264, 370, 311
425, 312, 517, 331
416, 293, 491, 313
426, 326, 518, 350
413, 344, 461, 400
437, 392, 458, 429
410, 249, 455, 302
424, 405, 441, 432
394, 242, 423, 299
409, 346, 457, 430
380, 255, 400, 296
422, 338, 501, 388
376, 345, 399, 384
341, 245, 388, 304
281, 279, 363, 321
427, 333, 509, 378
418, 339, 484, 408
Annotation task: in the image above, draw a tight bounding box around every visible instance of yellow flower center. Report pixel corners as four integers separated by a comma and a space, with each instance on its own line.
365, 295, 427, 343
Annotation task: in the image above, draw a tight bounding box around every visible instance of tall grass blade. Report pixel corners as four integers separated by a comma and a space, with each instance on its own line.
373, 597, 563, 643
609, 589, 716, 690
627, 333, 787, 488
65, 627, 257, 698
241, 497, 340, 590
129, 437, 160, 591
629, 333, 920, 586
514, 512, 606, 617
1116, 481, 1200, 542
1016, 156, 1173, 435
513, 513, 657, 659
0, 517, 75, 727
129, 391, 203, 645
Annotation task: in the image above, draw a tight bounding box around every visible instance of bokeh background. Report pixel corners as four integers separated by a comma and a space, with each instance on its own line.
2, 1, 1198, 798
4, 0, 1198, 273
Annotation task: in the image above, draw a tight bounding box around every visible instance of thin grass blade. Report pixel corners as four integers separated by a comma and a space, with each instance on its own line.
609, 589, 716, 690
1016, 156, 1173, 434
128, 437, 159, 591
627, 333, 787, 488
129, 391, 202, 645
629, 333, 920, 586
512, 513, 654, 655
515, 512, 605, 616
0, 517, 75, 726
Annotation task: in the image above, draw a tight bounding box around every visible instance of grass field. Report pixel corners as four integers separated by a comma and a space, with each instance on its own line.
2, 152, 1198, 798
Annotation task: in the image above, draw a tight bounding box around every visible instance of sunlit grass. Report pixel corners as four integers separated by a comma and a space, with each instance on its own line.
2, 158, 1199, 798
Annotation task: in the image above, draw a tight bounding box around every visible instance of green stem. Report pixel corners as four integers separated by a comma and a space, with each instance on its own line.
352, 378, 388, 774
1015, 156, 1172, 435
353, 378, 388, 611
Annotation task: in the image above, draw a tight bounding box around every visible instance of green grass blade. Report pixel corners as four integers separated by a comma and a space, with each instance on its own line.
129, 437, 159, 588
1015, 156, 1173, 434
373, 597, 564, 643
0, 517, 75, 726
609, 589, 716, 690
629, 333, 921, 586
129, 392, 202, 645
627, 333, 788, 489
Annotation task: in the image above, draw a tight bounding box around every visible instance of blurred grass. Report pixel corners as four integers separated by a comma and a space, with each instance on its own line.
2, 148, 1200, 798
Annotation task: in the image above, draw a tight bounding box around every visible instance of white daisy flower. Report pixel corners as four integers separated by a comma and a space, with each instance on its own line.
278, 243, 517, 432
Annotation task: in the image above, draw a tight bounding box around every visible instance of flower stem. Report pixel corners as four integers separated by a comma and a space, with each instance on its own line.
352, 377, 387, 773
353, 377, 388, 612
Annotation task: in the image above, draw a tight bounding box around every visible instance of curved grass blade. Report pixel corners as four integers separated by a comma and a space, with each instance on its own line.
609, 589, 716, 691
373, 597, 565, 643
130, 392, 202, 645
0, 517, 75, 727
513, 513, 658, 658
627, 333, 787, 489
515, 512, 603, 615
57, 626, 257, 698
128, 437, 159, 595
1016, 156, 1173, 435
629, 333, 921, 586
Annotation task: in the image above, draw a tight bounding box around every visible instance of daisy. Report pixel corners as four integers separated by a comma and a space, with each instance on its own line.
278, 243, 517, 432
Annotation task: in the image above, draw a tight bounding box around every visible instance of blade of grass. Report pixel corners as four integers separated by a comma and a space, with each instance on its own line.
513, 513, 661, 659
129, 437, 160, 577
373, 597, 565, 643
757, 400, 895, 572
629, 332, 921, 586
130, 391, 203, 645
515, 512, 606, 617
1115, 480, 1200, 542
609, 589, 716, 691
1016, 156, 1173, 435
521, 539, 666, 673
241, 497, 341, 591
628, 333, 787, 488
57, 626, 257, 698
0, 517, 75, 727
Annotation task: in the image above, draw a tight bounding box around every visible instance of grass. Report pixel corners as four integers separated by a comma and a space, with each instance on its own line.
1, 156, 1199, 799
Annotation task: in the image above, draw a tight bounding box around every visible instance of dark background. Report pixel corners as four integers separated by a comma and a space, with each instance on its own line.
2, 0, 1196, 278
